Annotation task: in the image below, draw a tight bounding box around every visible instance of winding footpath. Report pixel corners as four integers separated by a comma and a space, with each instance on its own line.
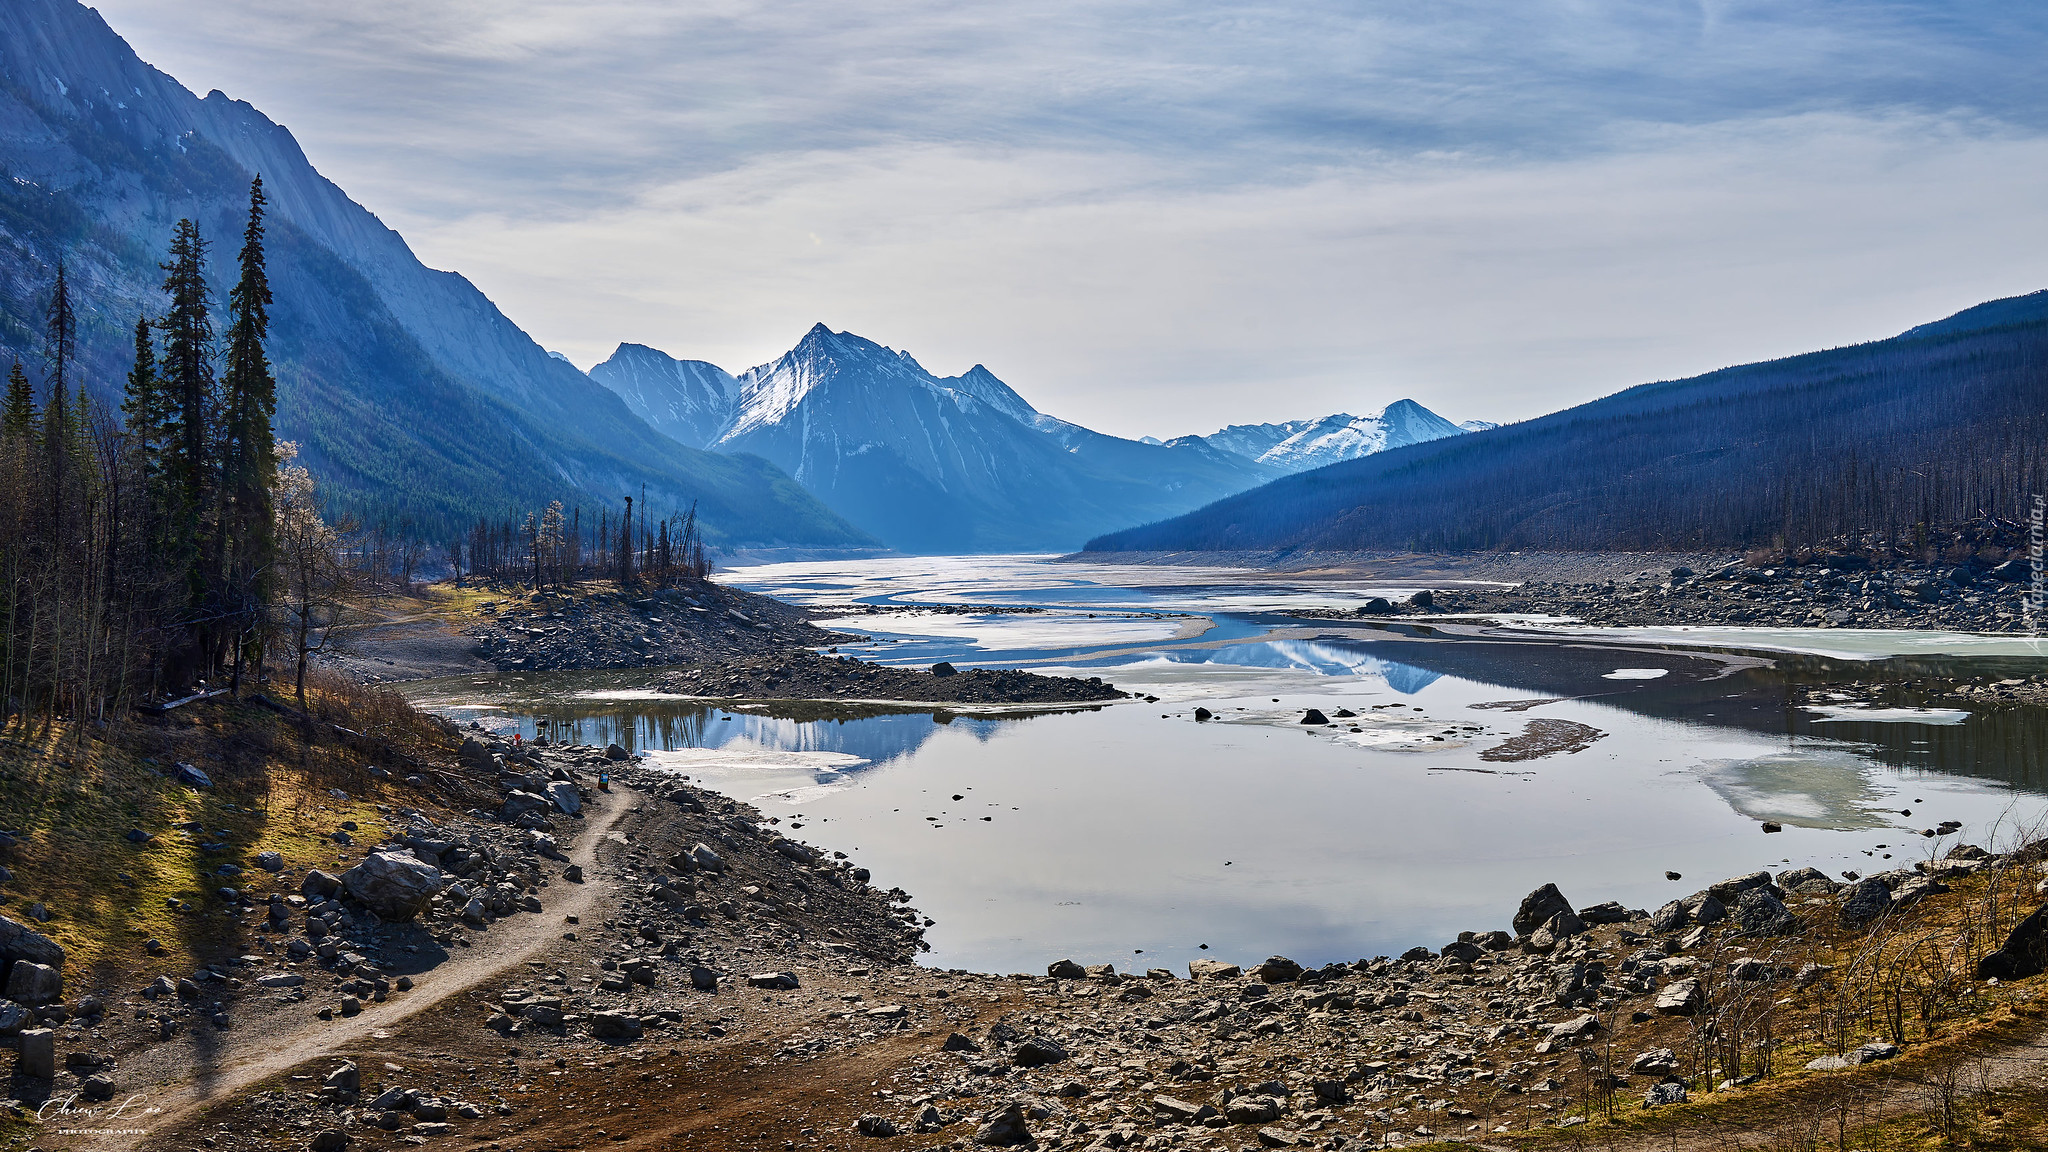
76, 788, 638, 1152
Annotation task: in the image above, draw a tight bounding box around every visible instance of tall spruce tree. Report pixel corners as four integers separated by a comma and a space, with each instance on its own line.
220, 177, 278, 683
158, 219, 215, 659
41, 264, 76, 520
2, 363, 32, 444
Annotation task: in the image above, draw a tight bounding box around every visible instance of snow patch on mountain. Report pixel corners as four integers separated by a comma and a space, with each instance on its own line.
1184, 398, 1482, 473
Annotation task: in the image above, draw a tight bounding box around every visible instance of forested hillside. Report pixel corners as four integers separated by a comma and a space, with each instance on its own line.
1087, 292, 2048, 554
0, 0, 867, 548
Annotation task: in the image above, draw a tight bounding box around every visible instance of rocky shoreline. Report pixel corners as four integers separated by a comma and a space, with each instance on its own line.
1299, 555, 2040, 633
7, 715, 2045, 1152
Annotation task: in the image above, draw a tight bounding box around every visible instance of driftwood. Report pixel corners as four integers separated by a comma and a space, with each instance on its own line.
137, 688, 229, 715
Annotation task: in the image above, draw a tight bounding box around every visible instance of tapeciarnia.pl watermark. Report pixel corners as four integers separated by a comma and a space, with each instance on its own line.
2029, 494, 2045, 632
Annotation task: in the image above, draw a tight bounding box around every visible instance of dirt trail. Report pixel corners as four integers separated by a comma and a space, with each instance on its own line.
82, 787, 640, 1152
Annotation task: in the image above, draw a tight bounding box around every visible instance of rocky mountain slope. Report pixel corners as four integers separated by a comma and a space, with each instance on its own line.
1088, 289, 2048, 554
0, 0, 866, 547
589, 326, 1285, 552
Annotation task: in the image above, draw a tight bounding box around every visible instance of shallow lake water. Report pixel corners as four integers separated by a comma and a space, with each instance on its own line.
403, 555, 2048, 975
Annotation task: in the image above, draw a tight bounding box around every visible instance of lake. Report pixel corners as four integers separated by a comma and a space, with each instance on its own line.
403, 555, 2048, 974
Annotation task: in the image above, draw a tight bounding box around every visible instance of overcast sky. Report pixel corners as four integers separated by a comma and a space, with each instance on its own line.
90, 0, 2048, 437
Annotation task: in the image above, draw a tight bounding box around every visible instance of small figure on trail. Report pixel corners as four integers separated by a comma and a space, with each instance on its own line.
513, 732, 523, 748
598, 770, 610, 792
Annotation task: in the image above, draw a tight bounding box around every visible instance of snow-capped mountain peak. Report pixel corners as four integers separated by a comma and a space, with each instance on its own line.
1183, 398, 1481, 474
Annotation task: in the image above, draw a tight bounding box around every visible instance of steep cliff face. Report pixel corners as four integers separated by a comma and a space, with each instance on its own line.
0, 0, 866, 547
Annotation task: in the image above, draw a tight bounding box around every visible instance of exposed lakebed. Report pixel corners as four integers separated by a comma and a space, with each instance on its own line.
403, 555, 2048, 974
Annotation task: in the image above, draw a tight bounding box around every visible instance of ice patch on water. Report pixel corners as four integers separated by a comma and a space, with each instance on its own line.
641, 747, 870, 773
1806, 705, 1972, 725
1530, 625, 2048, 661
1602, 668, 1670, 680
1693, 749, 1893, 830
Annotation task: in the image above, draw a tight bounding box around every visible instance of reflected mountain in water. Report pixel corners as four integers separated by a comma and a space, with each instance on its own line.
1112, 639, 1446, 693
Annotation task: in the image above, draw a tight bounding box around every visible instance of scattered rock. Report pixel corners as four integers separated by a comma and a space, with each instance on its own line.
341, 853, 445, 921
1513, 883, 1574, 936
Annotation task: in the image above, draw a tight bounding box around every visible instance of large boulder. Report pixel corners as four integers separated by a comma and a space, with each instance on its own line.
974, 1099, 1033, 1147
1978, 902, 2048, 981
1251, 956, 1304, 983
543, 781, 582, 816
589, 1011, 643, 1040
340, 853, 444, 921
1840, 879, 1894, 925
1513, 884, 1574, 937
0, 914, 65, 971
1188, 959, 1240, 981
1732, 890, 1797, 936
3, 962, 61, 1005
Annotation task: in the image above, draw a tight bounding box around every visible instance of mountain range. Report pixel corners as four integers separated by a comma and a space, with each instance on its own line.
1176, 401, 1495, 473
0, 0, 1494, 556
0, 0, 863, 547
1087, 289, 2048, 555
589, 329, 1292, 551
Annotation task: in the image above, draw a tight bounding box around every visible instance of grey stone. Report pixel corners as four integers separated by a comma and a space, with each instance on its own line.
302, 870, 343, 898
1153, 1095, 1213, 1123
543, 781, 582, 815
1188, 959, 1240, 981
1046, 959, 1086, 980
855, 1114, 900, 1137
974, 1098, 1033, 1146
589, 1011, 643, 1039
1630, 1048, 1677, 1074
1840, 878, 1894, 925
1978, 901, 2048, 980
1225, 1095, 1285, 1124
0, 999, 29, 1034
688, 843, 726, 872
0, 914, 65, 970
1708, 870, 1776, 901
255, 851, 285, 872
1514, 883, 1574, 937
340, 853, 444, 921
1805, 1042, 1901, 1072
15, 1027, 52, 1078
1732, 889, 1797, 936
1649, 900, 1689, 933
1684, 892, 1728, 925
746, 971, 799, 990
1776, 866, 1828, 890
1012, 1036, 1067, 1067
325, 1061, 360, 1095
1654, 978, 1703, 1016
309, 1131, 349, 1152
1643, 1081, 1688, 1107
1577, 900, 1631, 925
4, 961, 61, 1004
603, 743, 630, 761
1251, 956, 1303, 982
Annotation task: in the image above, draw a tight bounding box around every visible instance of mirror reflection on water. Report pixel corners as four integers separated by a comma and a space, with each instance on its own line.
403, 556, 2048, 974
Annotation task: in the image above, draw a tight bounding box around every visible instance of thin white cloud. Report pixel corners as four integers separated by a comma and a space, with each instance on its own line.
84, 0, 2048, 434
